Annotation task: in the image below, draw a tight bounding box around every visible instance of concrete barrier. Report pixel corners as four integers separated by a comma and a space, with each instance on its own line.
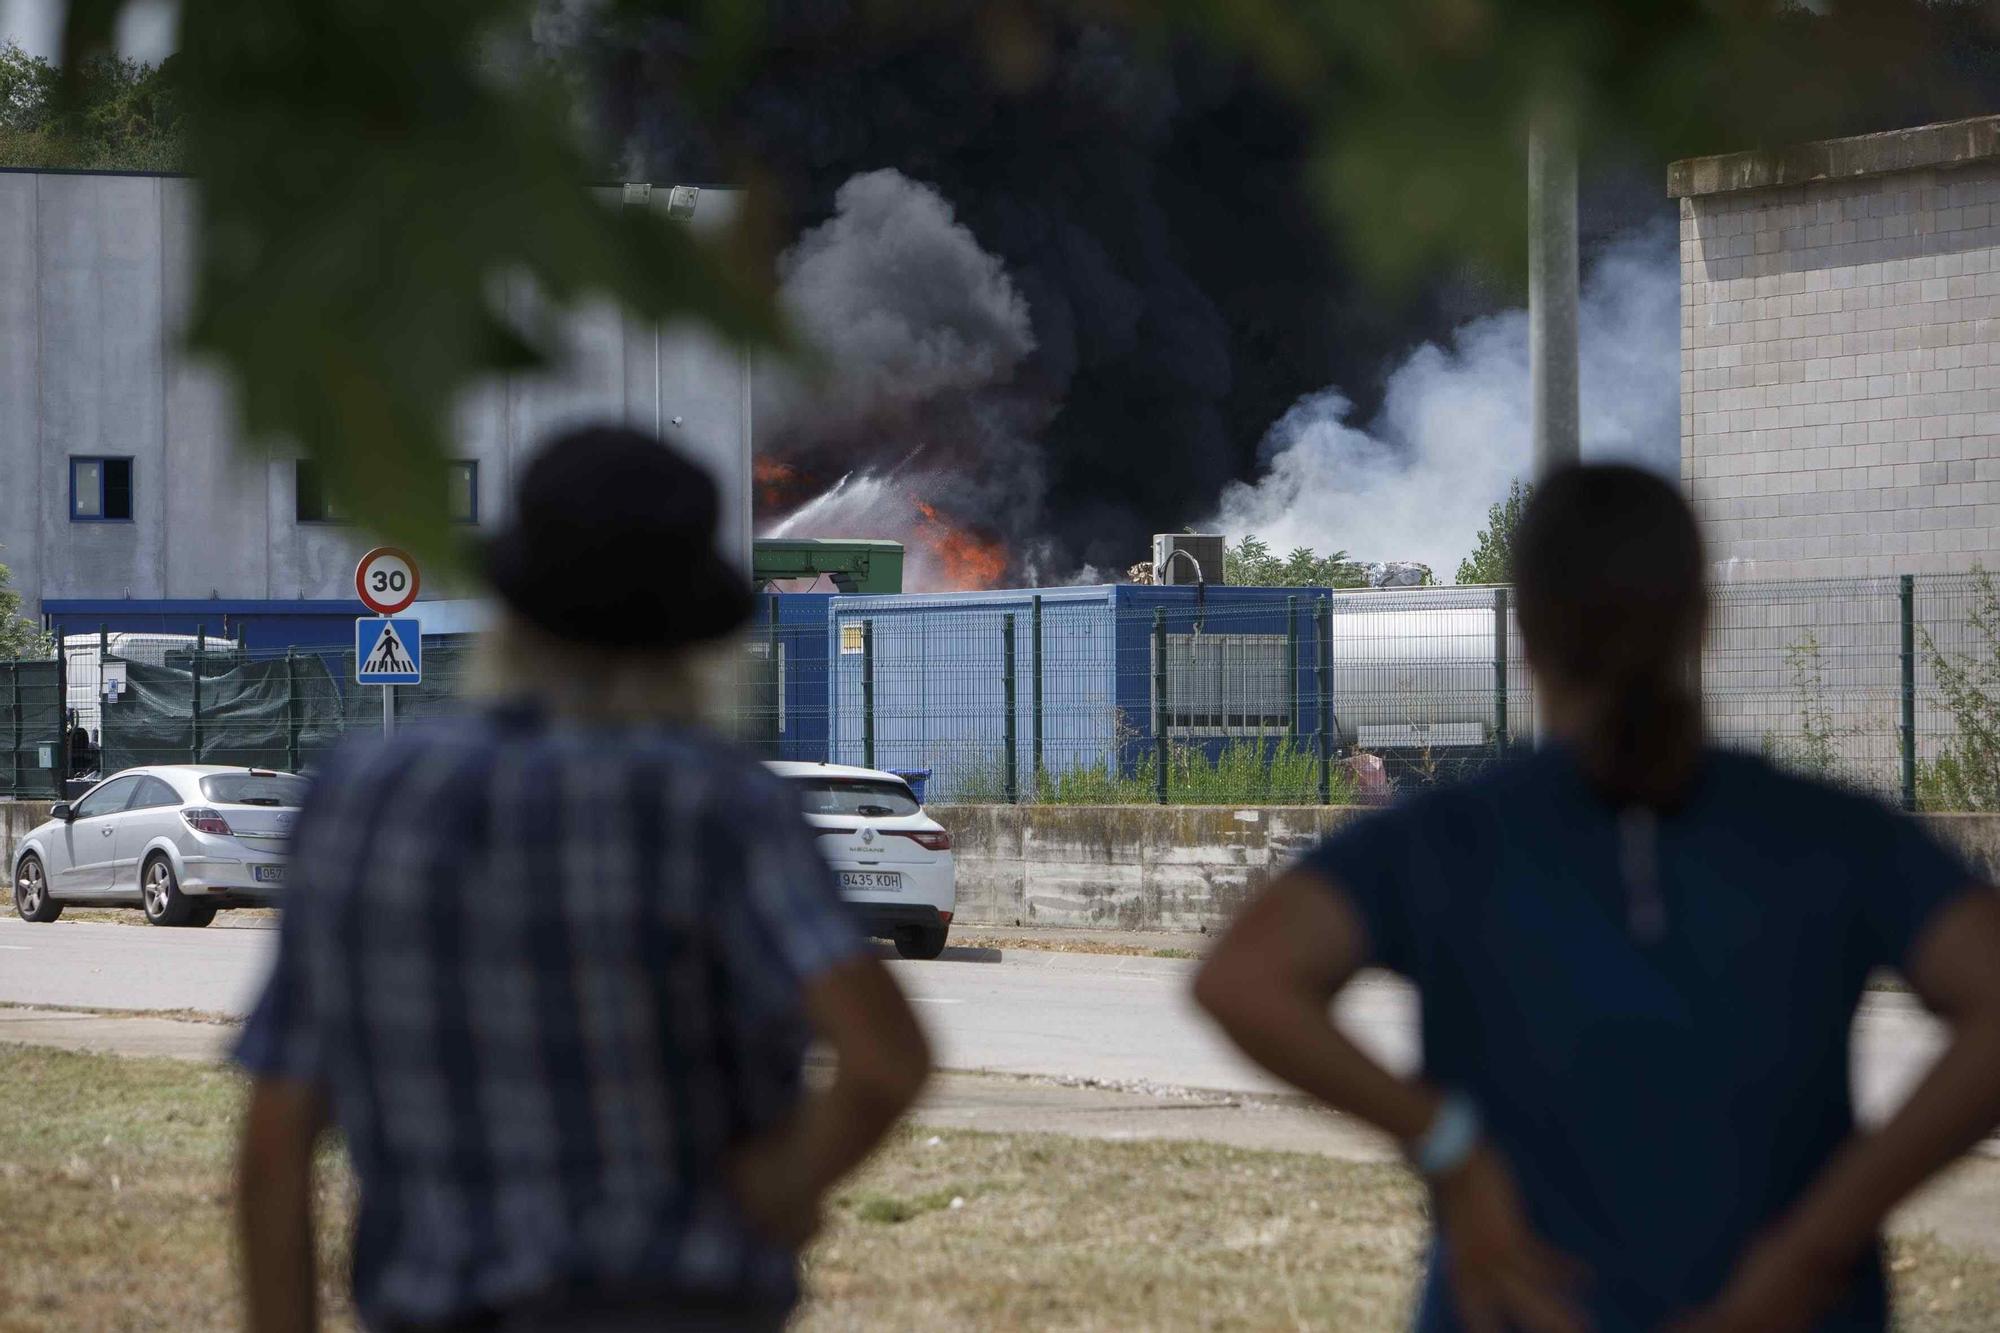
929, 805, 1372, 931
3, 800, 56, 872
929, 805, 2000, 932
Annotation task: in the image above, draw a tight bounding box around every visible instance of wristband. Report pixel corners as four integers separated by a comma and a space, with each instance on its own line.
1408, 1092, 1482, 1179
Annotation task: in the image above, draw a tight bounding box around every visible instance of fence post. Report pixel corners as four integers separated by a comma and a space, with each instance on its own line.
1493, 587, 1510, 760
99, 623, 110, 768
193, 625, 206, 764
1030, 594, 1044, 795
1003, 613, 1019, 803
861, 618, 876, 771
54, 638, 68, 797
1153, 608, 1169, 805
8, 661, 18, 798
1901, 573, 1917, 812
765, 596, 780, 755
1286, 595, 1300, 744
1317, 599, 1333, 804
285, 649, 302, 773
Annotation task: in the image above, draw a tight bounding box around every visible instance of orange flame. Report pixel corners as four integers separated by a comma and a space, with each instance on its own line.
912, 498, 1008, 590
754, 458, 814, 515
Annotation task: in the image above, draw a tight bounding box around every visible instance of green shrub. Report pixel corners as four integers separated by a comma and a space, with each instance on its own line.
1916, 568, 2000, 812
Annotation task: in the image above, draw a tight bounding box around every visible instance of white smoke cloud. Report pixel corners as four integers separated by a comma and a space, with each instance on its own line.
1209, 226, 1679, 580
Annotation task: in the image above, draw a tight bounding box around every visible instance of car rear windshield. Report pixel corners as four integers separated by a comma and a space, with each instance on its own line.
199, 774, 309, 807
792, 778, 920, 818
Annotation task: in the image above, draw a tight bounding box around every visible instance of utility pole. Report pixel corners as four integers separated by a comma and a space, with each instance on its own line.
1528, 109, 1579, 749
1528, 109, 1580, 480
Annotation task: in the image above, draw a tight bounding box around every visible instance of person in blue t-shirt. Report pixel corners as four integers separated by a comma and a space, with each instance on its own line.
1195, 464, 2000, 1333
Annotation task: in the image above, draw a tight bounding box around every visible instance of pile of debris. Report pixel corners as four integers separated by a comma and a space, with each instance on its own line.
1124, 557, 1433, 588
1362, 561, 1432, 588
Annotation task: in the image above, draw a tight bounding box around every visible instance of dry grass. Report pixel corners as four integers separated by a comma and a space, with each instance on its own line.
1, 1046, 1997, 1332
799, 1130, 1424, 1331
0, 1045, 354, 1333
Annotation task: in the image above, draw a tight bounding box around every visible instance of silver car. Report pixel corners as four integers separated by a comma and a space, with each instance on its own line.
10, 766, 304, 927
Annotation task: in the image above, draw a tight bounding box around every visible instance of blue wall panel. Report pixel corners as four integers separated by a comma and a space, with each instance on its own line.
825, 585, 1344, 800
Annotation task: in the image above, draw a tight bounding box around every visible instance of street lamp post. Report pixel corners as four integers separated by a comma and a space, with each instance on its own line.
1529, 111, 1580, 480
1528, 111, 1579, 748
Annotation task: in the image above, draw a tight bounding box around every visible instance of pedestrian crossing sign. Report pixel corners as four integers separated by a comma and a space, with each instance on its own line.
356, 617, 423, 684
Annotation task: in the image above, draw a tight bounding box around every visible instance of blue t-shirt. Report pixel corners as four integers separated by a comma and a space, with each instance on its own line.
1302, 746, 1976, 1333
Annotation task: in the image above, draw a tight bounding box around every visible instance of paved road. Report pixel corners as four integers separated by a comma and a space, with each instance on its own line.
0, 916, 1948, 1129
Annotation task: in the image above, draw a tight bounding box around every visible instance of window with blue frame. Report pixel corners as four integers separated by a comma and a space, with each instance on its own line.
70, 457, 134, 521
447, 460, 479, 524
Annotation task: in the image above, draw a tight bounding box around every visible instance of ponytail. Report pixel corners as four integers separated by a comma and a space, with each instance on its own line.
1578, 671, 1703, 811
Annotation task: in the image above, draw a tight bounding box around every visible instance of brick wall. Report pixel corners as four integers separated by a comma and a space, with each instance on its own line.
1678, 157, 2000, 580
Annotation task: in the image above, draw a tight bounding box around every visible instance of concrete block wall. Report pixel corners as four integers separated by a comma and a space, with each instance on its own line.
1675, 124, 2000, 582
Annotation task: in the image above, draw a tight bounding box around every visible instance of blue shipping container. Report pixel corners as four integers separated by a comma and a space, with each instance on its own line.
824, 584, 1350, 801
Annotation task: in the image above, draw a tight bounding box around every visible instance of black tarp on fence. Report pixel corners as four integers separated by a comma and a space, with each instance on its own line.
1, 660, 61, 797
101, 655, 351, 775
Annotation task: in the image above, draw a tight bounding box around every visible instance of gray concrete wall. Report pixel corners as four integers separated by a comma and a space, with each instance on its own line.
0, 172, 753, 616
3, 800, 55, 869
928, 804, 2000, 932
1672, 117, 2000, 580
931, 805, 1371, 930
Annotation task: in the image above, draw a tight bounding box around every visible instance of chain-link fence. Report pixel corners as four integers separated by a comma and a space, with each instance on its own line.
820, 586, 1521, 806
8, 574, 2000, 808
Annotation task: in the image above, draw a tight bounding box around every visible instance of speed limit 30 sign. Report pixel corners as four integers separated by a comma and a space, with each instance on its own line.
355, 546, 421, 616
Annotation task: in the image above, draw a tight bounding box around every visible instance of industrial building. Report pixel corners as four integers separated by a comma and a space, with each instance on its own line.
0, 169, 753, 647
1673, 115, 2000, 579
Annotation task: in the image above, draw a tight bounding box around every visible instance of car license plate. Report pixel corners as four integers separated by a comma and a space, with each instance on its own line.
253, 865, 286, 884
839, 871, 902, 892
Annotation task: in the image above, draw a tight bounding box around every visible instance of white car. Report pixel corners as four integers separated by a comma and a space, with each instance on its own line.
11, 766, 305, 928
768, 761, 956, 960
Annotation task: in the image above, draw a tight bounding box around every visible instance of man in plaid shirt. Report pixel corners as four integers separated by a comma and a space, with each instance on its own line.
233, 428, 931, 1332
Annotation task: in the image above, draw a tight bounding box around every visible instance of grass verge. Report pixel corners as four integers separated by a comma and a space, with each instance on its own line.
1, 1045, 1996, 1331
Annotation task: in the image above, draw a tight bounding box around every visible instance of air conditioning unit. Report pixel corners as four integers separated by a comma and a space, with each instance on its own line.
1152, 533, 1226, 586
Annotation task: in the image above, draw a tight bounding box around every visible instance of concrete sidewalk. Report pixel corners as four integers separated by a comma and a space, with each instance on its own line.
0, 1005, 236, 1061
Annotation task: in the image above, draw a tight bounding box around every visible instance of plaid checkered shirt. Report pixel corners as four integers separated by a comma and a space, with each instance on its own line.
233, 704, 867, 1329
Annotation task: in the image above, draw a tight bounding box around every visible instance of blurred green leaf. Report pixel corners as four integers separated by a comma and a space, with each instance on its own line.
1128, 0, 1983, 286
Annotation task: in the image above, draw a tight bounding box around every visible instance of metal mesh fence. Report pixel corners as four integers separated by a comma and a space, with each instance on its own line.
7, 573, 2000, 807
824, 590, 1524, 806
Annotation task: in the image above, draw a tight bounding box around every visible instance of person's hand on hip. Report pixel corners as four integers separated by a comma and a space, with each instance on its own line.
1435, 1144, 1591, 1333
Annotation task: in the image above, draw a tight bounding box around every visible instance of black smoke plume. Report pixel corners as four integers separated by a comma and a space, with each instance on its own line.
569, 1, 2000, 582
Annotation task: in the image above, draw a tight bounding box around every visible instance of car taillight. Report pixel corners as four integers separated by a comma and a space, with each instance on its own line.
889, 829, 952, 852
182, 808, 233, 836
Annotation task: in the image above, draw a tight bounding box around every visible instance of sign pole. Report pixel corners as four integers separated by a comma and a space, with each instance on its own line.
355, 548, 423, 736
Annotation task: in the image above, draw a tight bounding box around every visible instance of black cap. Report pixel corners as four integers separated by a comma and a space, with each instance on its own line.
485, 426, 754, 650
